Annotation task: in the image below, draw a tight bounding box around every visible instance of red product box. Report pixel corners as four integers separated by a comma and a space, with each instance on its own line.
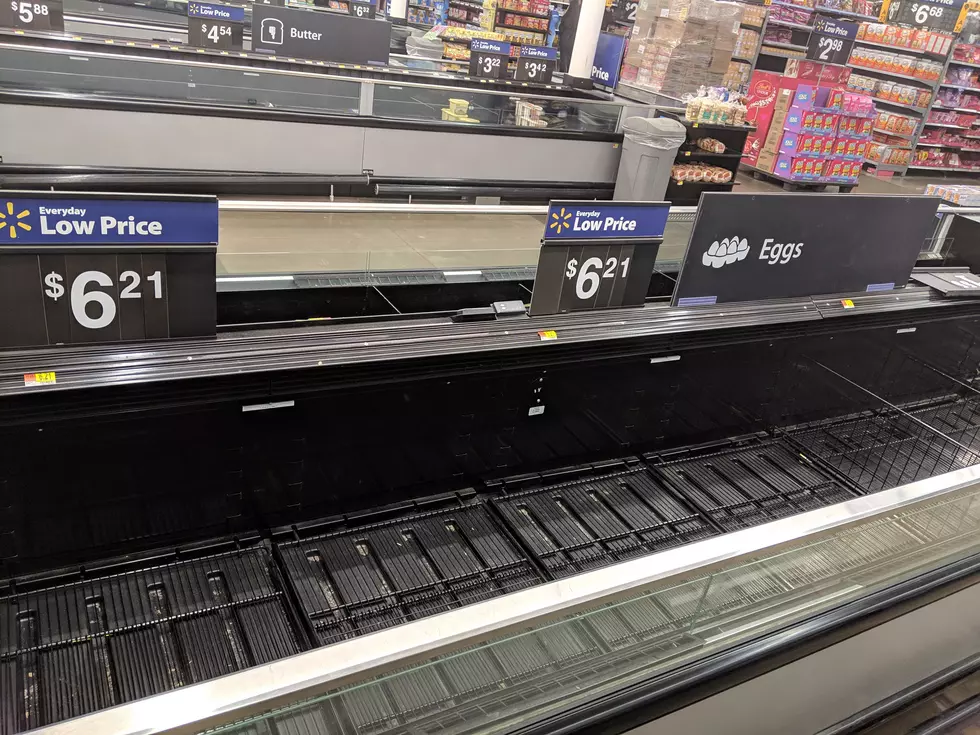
742, 70, 783, 165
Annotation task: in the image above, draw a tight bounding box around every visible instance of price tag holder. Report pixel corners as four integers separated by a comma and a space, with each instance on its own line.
894, 0, 964, 32
469, 38, 510, 79
0, 0, 63, 32
0, 192, 218, 348
514, 44, 556, 82
187, 1, 244, 51
349, 0, 375, 18
528, 201, 670, 316
806, 14, 857, 65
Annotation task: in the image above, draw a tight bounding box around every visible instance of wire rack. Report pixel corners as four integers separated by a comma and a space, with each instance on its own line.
276, 501, 543, 648
0, 547, 304, 735
788, 410, 980, 495
490, 464, 718, 579
648, 439, 857, 532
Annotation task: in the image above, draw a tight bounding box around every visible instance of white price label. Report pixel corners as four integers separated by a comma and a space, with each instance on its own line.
44, 269, 163, 330
565, 256, 631, 300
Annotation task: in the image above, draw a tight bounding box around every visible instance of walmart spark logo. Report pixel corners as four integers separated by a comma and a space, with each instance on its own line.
549, 207, 572, 234
0, 202, 31, 239
188, 2, 199, 12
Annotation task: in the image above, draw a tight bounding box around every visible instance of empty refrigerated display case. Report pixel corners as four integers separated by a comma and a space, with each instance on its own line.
6, 262, 980, 735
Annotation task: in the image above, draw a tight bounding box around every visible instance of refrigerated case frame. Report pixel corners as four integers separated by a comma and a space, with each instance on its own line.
20, 462, 980, 735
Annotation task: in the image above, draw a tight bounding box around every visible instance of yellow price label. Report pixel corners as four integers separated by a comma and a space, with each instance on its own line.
841, 298, 855, 309
538, 330, 558, 341
24, 372, 56, 386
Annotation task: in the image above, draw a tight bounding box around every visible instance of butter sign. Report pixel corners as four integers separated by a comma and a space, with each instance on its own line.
0, 197, 219, 245
544, 202, 670, 240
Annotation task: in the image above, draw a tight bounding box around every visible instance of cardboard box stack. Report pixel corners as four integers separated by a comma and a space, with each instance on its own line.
621, 0, 741, 96
741, 61, 875, 184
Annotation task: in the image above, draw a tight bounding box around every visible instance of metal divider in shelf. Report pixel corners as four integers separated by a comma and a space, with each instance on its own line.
761, 46, 806, 58
873, 126, 918, 140
907, 164, 980, 172
740, 21, 764, 29
847, 64, 938, 87
814, 4, 878, 20
449, 0, 484, 6
853, 38, 945, 57
495, 22, 547, 32
917, 141, 980, 151
732, 56, 756, 64
763, 40, 808, 51
949, 58, 980, 70
924, 121, 971, 129
865, 160, 908, 172
496, 5, 549, 18
872, 97, 928, 115
934, 105, 980, 113
767, 18, 814, 30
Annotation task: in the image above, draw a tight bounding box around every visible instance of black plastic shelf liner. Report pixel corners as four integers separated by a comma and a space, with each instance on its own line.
491, 464, 718, 579
790, 413, 979, 495
276, 502, 543, 648
0, 547, 303, 735
650, 439, 857, 532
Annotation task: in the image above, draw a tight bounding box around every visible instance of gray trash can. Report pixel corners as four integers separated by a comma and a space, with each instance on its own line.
613, 116, 688, 201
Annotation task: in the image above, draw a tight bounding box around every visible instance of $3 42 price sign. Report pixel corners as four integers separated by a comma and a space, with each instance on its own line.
1, 0, 64, 31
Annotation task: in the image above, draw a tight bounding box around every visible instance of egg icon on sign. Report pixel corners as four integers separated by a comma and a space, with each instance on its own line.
702, 236, 749, 269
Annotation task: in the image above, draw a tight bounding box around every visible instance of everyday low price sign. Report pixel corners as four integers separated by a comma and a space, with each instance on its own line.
0, 193, 218, 348
0, 0, 64, 32
515, 45, 556, 82
807, 15, 857, 65
672, 193, 940, 307
470, 38, 511, 79
591, 32, 626, 88
529, 201, 670, 316
187, 1, 245, 50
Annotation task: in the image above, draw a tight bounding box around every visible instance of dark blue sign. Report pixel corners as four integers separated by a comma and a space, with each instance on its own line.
544, 201, 670, 240
471, 38, 511, 55
187, 1, 246, 21
520, 44, 557, 60
591, 32, 626, 88
0, 196, 219, 245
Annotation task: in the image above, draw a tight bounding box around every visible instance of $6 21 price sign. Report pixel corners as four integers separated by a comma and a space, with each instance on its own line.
44, 267, 163, 330
564, 254, 631, 300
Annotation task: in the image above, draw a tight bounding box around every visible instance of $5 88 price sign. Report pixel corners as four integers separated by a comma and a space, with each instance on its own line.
2, 0, 63, 30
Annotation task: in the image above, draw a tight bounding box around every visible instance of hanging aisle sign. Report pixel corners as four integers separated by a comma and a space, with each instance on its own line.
187, 2, 245, 51
671, 193, 940, 307
806, 15, 857, 65
252, 3, 391, 65
0, 192, 218, 348
529, 200, 670, 316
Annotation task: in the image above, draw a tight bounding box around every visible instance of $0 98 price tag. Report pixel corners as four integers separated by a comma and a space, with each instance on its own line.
45, 268, 162, 330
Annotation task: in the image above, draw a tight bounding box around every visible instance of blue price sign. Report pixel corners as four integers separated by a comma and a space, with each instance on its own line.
0, 193, 218, 347
515, 45, 557, 82
470, 39, 512, 78
590, 32, 626, 88
529, 200, 669, 315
